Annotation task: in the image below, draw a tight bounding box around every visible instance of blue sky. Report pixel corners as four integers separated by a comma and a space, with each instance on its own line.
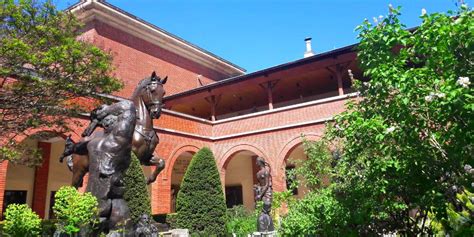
56, 0, 469, 73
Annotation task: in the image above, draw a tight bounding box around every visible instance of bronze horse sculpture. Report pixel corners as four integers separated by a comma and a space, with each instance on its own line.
60, 71, 167, 187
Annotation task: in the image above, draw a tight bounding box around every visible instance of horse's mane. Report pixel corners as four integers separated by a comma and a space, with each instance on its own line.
131, 77, 151, 99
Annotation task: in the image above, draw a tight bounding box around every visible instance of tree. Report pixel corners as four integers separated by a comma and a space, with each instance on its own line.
282, 4, 473, 236
175, 147, 227, 235
53, 186, 98, 235
123, 153, 152, 224
3, 204, 42, 237
0, 0, 122, 165
328, 4, 473, 235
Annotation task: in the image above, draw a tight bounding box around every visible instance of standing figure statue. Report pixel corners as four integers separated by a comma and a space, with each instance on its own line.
60, 71, 168, 188
62, 101, 136, 236
253, 157, 274, 232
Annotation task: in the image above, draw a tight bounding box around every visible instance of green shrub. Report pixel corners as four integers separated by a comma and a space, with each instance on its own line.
3, 204, 41, 237
53, 186, 98, 235
226, 205, 257, 236
166, 213, 178, 229
430, 189, 474, 236
280, 189, 352, 236
124, 153, 151, 224
41, 219, 58, 236
175, 147, 227, 235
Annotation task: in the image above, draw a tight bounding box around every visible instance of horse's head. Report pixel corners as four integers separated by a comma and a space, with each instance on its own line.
134, 71, 167, 119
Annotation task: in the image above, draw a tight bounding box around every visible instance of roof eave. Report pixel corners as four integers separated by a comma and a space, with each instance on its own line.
164, 43, 358, 102
66, 0, 245, 77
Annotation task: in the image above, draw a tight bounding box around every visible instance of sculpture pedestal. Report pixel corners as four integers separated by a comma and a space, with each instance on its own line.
252, 231, 277, 237
159, 229, 189, 237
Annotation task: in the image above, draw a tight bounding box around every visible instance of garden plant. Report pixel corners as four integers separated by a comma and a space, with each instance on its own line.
53, 186, 98, 235
124, 152, 152, 224
281, 3, 473, 236
175, 147, 227, 235
3, 203, 42, 237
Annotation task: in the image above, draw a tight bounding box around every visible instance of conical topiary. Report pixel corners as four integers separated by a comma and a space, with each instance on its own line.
175, 147, 227, 235
124, 153, 151, 224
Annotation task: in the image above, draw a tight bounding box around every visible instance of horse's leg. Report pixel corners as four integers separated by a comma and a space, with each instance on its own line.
142, 133, 165, 184
147, 157, 165, 184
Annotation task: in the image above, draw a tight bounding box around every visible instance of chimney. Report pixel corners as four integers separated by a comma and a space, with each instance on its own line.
304, 37, 314, 58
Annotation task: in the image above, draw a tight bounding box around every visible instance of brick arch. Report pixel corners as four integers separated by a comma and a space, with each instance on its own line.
218, 144, 268, 171
9, 118, 88, 144
164, 144, 200, 177
276, 133, 323, 180
14, 130, 69, 144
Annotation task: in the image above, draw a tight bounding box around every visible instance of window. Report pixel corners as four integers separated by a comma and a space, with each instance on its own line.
2, 190, 27, 219
225, 185, 243, 208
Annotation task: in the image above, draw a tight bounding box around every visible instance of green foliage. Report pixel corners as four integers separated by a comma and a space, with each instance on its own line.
287, 138, 334, 191
53, 186, 98, 235
3, 204, 41, 237
281, 189, 352, 236
41, 219, 58, 236
432, 189, 474, 236
166, 213, 178, 229
225, 205, 257, 236
175, 147, 227, 235
333, 4, 472, 234
282, 4, 474, 236
0, 0, 122, 162
0, 142, 42, 167
124, 153, 151, 224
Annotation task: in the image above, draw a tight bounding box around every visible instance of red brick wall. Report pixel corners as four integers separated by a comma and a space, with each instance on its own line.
149, 98, 351, 214
0, 161, 8, 217
213, 98, 347, 137
0, 18, 352, 216
88, 21, 229, 98
155, 112, 212, 137
0, 92, 349, 216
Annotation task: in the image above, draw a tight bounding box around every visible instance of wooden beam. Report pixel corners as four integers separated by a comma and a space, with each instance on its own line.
326, 61, 351, 96
204, 94, 221, 121
259, 80, 279, 110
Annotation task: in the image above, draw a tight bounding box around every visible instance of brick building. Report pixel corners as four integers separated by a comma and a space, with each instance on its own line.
0, 0, 364, 217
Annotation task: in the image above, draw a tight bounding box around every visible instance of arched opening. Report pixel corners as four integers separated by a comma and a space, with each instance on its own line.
224, 150, 259, 210
4, 135, 72, 219
170, 151, 194, 212
284, 143, 310, 199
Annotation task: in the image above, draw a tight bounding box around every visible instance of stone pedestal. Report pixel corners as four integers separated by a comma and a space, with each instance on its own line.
160, 229, 189, 237
252, 231, 277, 237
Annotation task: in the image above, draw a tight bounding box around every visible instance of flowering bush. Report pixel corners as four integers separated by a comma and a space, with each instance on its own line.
327, 3, 473, 235
282, 3, 473, 236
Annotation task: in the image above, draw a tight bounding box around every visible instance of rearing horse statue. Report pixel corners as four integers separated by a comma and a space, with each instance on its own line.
60, 71, 167, 187
131, 71, 167, 184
